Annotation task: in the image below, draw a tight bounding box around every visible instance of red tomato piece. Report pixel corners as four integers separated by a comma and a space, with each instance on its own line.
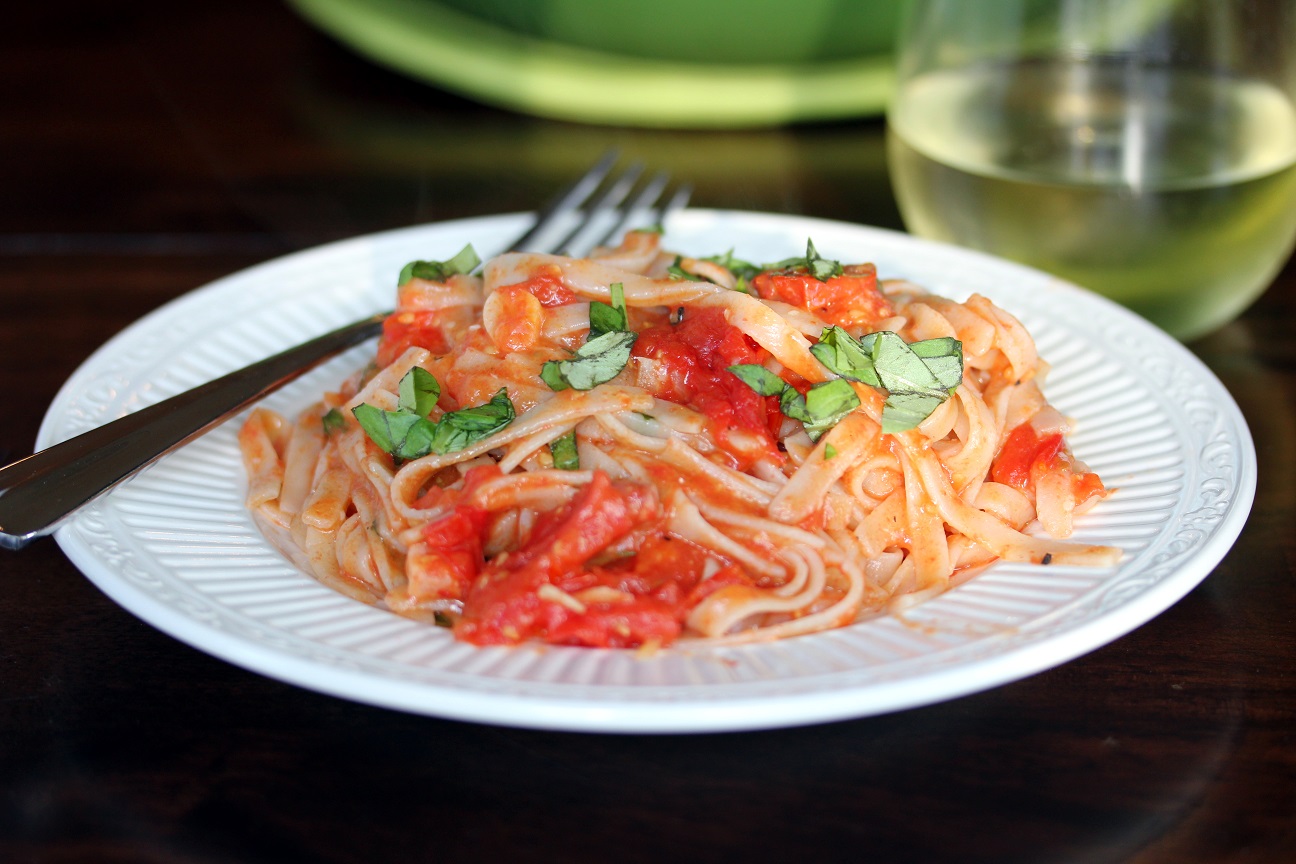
991, 422, 1106, 504
633, 307, 782, 467
377, 311, 452, 367
406, 505, 488, 602
752, 263, 892, 329
631, 532, 710, 600
405, 466, 506, 601
992, 423, 1054, 492
542, 598, 682, 649
500, 264, 577, 307
455, 472, 659, 645
538, 535, 744, 648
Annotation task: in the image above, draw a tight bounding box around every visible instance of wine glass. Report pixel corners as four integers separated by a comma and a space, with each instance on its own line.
886, 0, 1296, 340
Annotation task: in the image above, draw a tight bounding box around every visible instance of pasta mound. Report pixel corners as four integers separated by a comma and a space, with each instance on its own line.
240, 230, 1118, 649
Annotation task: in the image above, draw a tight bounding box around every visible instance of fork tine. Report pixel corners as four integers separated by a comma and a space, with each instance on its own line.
656, 182, 693, 225
513, 154, 688, 258
506, 149, 619, 253
590, 169, 671, 250
591, 172, 691, 251
553, 161, 645, 255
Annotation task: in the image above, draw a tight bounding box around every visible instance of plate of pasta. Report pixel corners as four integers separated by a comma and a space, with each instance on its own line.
41, 210, 1255, 732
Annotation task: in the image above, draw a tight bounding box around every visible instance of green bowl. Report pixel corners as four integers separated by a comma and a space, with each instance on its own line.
288, 0, 903, 127
436, 0, 900, 65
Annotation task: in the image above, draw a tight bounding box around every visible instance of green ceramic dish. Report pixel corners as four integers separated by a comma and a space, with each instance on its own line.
288, 0, 900, 127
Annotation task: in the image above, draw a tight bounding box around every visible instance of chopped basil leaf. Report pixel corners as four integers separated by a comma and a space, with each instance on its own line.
635, 223, 665, 234
549, 430, 580, 470
429, 388, 516, 454
804, 239, 844, 281
729, 366, 860, 442
727, 363, 788, 397
398, 244, 481, 286
870, 332, 948, 400
799, 379, 861, 441
809, 327, 964, 433
322, 407, 346, 435
703, 249, 760, 280
908, 337, 964, 392
667, 256, 706, 282
354, 387, 514, 460
542, 330, 638, 392
824, 443, 838, 460
589, 281, 628, 338
810, 326, 881, 387
778, 385, 810, 423
881, 392, 948, 435
540, 361, 569, 392
398, 366, 441, 418
352, 403, 438, 461
765, 238, 844, 281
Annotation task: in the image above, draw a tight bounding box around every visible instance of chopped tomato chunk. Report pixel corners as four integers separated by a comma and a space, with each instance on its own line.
406, 506, 488, 601
405, 465, 504, 601
500, 264, 577, 307
377, 311, 451, 367
455, 472, 659, 645
486, 284, 545, 353
542, 598, 682, 649
991, 422, 1105, 504
633, 307, 781, 467
752, 263, 892, 329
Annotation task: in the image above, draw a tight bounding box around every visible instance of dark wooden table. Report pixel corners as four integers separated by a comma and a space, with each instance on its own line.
3, 3, 1294, 861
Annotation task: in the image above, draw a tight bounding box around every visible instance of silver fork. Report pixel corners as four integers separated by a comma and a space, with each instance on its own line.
0, 152, 691, 549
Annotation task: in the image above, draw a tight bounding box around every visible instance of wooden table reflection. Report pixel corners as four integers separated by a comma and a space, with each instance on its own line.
2, 2, 1294, 861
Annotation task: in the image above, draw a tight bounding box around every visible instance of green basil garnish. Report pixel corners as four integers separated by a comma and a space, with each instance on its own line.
779, 379, 861, 441
354, 368, 514, 460
352, 404, 438, 461
589, 281, 628, 339
322, 407, 346, 435
398, 244, 481, 287
810, 326, 881, 387
397, 366, 441, 417
766, 239, 844, 281
431, 388, 515, 454
727, 365, 861, 442
549, 430, 580, 470
541, 330, 638, 392
727, 363, 788, 397
809, 328, 964, 433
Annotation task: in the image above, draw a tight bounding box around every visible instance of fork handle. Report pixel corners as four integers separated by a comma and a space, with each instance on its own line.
0, 312, 388, 550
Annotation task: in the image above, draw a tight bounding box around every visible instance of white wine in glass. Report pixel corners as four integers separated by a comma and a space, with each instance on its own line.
887, 1, 1296, 340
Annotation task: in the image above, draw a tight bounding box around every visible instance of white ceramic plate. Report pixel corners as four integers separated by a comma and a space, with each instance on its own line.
41, 211, 1256, 733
